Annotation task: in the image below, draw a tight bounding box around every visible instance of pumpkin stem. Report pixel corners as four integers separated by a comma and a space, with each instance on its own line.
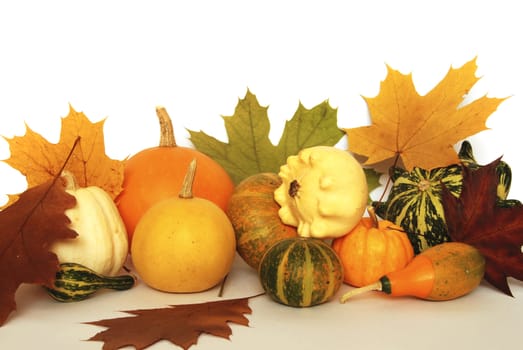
339, 281, 383, 303
156, 106, 177, 147
367, 205, 379, 228
179, 159, 197, 199
61, 170, 78, 191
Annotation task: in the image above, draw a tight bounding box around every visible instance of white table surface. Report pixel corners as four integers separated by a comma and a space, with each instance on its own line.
1, 255, 522, 350
1, 1, 522, 349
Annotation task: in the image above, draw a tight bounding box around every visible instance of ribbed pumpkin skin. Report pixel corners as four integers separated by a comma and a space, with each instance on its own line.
226, 173, 298, 269
374, 165, 462, 253
374, 141, 520, 254
331, 217, 414, 287
259, 237, 343, 307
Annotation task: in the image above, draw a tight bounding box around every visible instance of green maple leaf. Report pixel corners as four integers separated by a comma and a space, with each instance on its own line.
188, 90, 382, 198
188, 90, 345, 184
364, 167, 382, 200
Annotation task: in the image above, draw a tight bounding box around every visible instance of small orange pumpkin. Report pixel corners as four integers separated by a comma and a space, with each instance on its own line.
332, 207, 414, 287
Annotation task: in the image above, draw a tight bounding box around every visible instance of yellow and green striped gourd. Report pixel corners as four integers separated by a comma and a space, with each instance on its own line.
373, 141, 519, 254
258, 237, 343, 307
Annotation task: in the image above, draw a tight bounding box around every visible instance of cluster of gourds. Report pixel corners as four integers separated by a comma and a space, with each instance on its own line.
374, 141, 520, 253
227, 143, 490, 307
47, 108, 496, 307
46, 172, 134, 302
227, 145, 369, 307
47, 107, 238, 301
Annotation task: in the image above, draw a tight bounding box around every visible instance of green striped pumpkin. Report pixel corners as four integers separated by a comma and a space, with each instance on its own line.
45, 262, 136, 302
374, 141, 519, 254
374, 165, 462, 254
258, 237, 343, 307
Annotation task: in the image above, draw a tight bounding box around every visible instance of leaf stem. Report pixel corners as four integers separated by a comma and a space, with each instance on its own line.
39, 136, 82, 207
16, 136, 81, 282
218, 274, 228, 297
377, 153, 401, 204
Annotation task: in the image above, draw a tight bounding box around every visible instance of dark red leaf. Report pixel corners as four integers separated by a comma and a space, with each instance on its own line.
442, 158, 523, 296
0, 178, 77, 325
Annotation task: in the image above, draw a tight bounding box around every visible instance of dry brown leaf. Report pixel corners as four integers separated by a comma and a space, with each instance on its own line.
345, 58, 505, 171
3, 105, 124, 204
0, 177, 77, 326
86, 297, 253, 350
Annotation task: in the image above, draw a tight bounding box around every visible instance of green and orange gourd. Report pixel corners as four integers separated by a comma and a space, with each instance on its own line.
340, 242, 486, 302
259, 237, 343, 307
226, 173, 298, 269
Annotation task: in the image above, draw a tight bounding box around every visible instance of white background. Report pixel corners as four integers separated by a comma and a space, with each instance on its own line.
0, 1, 522, 349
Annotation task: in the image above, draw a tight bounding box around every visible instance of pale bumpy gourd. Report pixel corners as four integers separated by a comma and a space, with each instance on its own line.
50, 172, 129, 276
274, 146, 368, 239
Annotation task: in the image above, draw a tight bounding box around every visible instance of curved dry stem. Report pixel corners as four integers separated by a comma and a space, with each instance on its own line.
178, 159, 197, 199
340, 281, 382, 303
367, 205, 379, 228
156, 106, 177, 147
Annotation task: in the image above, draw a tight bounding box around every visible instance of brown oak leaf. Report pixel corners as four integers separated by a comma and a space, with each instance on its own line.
345, 57, 505, 171
3, 105, 124, 206
0, 177, 77, 326
442, 158, 523, 296
86, 297, 253, 350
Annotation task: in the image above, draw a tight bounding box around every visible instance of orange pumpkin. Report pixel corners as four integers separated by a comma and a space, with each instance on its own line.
332, 207, 414, 287
226, 173, 298, 269
116, 107, 234, 243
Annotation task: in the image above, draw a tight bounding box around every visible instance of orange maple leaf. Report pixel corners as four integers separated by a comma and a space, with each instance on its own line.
345, 58, 505, 171
2, 105, 124, 203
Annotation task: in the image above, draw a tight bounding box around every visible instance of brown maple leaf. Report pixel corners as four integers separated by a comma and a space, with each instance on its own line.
86, 297, 253, 350
345, 57, 505, 171
442, 158, 523, 296
0, 177, 77, 326
3, 105, 124, 205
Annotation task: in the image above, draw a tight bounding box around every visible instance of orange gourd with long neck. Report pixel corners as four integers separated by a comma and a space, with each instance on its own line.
340, 242, 485, 302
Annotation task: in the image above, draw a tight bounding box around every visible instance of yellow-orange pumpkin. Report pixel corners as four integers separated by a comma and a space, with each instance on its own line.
332, 208, 414, 287
131, 160, 236, 293
226, 173, 298, 269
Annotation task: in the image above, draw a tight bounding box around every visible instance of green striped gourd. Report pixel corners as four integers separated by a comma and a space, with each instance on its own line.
45, 262, 136, 302
374, 140, 519, 254
258, 237, 343, 307
374, 164, 463, 253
